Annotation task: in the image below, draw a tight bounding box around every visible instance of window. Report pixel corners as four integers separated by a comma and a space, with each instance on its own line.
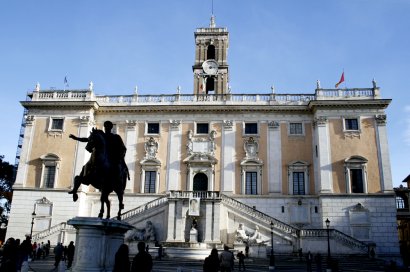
344, 156, 368, 194
289, 123, 303, 135
144, 171, 156, 193
293, 172, 305, 195
345, 118, 359, 131
244, 123, 258, 135
147, 123, 160, 134
245, 172, 258, 195
350, 169, 364, 193
48, 117, 64, 131
196, 123, 209, 134
40, 154, 60, 188
288, 161, 309, 195
207, 45, 215, 60
206, 77, 215, 93
43, 165, 56, 188
396, 197, 406, 209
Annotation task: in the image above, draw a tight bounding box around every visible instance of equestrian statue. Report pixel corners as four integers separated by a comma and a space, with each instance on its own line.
68, 121, 129, 220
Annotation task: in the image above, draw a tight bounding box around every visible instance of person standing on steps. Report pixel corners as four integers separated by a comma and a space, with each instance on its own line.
131, 242, 152, 272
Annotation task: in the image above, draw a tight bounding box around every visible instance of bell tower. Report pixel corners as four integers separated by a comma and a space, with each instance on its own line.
193, 16, 229, 95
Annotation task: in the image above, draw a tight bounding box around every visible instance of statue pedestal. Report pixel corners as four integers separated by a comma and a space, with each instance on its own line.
68, 217, 133, 272
189, 227, 198, 243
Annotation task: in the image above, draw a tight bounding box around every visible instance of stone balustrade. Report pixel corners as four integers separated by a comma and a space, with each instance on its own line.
27, 88, 378, 105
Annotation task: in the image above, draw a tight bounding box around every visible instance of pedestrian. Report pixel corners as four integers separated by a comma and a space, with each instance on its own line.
113, 244, 130, 272
131, 242, 152, 272
158, 244, 163, 260
219, 245, 234, 272
314, 253, 322, 272
66, 241, 75, 269
203, 248, 219, 272
0, 237, 18, 271
245, 245, 249, 258
237, 251, 246, 271
306, 251, 313, 272
53, 242, 64, 269
19, 236, 32, 272
32, 242, 37, 261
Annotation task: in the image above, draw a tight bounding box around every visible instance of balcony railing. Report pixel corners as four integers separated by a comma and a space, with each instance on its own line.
27, 88, 379, 106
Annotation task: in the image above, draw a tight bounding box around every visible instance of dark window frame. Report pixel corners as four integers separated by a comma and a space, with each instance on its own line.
147, 123, 160, 134
244, 123, 258, 135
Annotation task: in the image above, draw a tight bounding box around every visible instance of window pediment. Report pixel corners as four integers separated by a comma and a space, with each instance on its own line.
345, 155, 368, 164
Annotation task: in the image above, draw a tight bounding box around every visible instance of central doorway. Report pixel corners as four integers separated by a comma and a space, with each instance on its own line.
193, 173, 208, 191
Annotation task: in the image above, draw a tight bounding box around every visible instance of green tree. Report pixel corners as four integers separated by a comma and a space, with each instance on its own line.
0, 155, 15, 226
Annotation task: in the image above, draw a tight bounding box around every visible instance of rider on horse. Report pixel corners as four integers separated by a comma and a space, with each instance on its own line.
68, 121, 127, 201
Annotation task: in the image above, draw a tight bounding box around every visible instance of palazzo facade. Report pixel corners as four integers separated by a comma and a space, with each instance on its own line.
7, 17, 399, 257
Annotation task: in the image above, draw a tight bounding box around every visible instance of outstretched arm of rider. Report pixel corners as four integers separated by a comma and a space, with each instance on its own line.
69, 134, 89, 142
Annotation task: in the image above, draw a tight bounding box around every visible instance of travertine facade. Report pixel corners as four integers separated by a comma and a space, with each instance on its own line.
7, 17, 399, 257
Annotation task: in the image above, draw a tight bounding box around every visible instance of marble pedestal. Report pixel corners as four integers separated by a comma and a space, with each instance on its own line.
68, 217, 133, 272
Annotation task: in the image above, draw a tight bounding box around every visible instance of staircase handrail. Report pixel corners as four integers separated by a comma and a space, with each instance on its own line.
220, 194, 299, 237
120, 195, 169, 222
300, 228, 369, 252
31, 222, 74, 241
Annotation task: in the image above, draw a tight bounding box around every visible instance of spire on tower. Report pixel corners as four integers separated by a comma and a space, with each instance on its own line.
210, 15, 216, 28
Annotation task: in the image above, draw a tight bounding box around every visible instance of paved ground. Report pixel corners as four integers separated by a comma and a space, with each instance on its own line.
26, 253, 404, 272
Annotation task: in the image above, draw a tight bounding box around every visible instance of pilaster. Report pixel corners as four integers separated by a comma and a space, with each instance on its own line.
314, 117, 333, 193
268, 121, 281, 194
221, 120, 235, 194
125, 120, 137, 192
374, 115, 393, 192
15, 115, 35, 187
166, 120, 182, 191
73, 116, 93, 192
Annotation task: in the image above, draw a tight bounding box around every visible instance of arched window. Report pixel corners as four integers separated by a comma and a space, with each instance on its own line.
207, 45, 215, 60
206, 77, 215, 93
396, 196, 406, 209
344, 156, 368, 193
40, 154, 60, 188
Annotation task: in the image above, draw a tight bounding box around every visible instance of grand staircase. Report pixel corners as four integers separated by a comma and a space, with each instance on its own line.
33, 191, 371, 257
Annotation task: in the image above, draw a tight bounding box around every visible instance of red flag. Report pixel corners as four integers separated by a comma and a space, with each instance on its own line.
335, 72, 344, 88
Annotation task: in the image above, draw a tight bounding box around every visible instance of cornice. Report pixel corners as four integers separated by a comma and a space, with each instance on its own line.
96, 104, 311, 114
21, 101, 99, 110
308, 99, 391, 110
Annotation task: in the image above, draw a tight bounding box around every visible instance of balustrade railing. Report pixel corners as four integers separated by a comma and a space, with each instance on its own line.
221, 194, 299, 237
168, 190, 221, 199
300, 228, 369, 252
120, 195, 169, 222
28, 88, 377, 105
31, 222, 74, 242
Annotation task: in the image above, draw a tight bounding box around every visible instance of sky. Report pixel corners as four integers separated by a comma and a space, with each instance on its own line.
0, 0, 409, 187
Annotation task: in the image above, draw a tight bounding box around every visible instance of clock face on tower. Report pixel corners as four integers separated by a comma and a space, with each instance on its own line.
202, 60, 219, 75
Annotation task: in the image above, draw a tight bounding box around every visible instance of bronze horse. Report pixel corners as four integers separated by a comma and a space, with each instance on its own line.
69, 128, 128, 220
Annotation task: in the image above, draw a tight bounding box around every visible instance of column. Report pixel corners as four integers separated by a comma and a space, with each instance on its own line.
14, 115, 35, 187
375, 115, 393, 192
166, 120, 182, 191
212, 200, 221, 242
221, 120, 235, 194
314, 117, 333, 193
125, 120, 137, 192
268, 121, 282, 194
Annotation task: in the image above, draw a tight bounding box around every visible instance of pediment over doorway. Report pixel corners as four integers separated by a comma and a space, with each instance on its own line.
183, 153, 218, 165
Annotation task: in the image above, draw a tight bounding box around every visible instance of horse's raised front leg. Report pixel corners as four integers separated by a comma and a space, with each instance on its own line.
68, 176, 81, 202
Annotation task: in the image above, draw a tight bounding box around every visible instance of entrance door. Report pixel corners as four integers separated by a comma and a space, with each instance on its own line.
193, 173, 208, 191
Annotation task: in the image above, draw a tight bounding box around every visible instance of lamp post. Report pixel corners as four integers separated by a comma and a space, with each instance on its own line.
30, 210, 36, 239
325, 218, 331, 271
269, 221, 275, 271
